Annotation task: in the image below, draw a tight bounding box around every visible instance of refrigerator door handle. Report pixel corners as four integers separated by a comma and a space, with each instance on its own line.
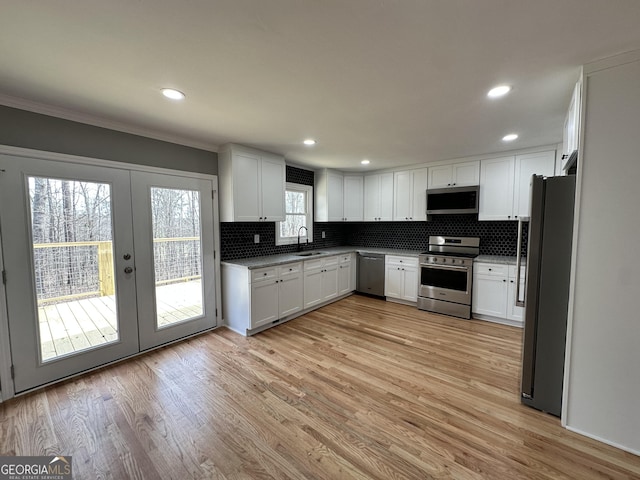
515, 216, 529, 307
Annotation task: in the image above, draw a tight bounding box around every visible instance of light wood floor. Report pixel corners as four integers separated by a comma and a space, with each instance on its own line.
2, 295, 639, 479
38, 280, 203, 360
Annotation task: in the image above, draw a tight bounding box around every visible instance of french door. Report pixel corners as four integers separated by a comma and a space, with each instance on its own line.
0, 154, 217, 393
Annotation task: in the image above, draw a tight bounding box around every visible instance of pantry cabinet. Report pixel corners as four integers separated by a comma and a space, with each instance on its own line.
427, 161, 480, 189
218, 144, 285, 222
393, 168, 428, 221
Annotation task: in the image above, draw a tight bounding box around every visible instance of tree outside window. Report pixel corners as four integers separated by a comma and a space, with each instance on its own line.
276, 183, 313, 245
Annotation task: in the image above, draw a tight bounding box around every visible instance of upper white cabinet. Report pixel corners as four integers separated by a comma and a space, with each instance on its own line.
315, 170, 363, 221
364, 172, 394, 221
343, 175, 364, 221
218, 144, 285, 222
427, 161, 480, 189
393, 168, 428, 221
562, 81, 582, 165
478, 156, 515, 221
479, 151, 555, 221
513, 151, 556, 218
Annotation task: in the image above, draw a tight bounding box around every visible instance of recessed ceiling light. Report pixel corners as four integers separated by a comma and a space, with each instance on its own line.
502, 133, 518, 142
361, 159, 370, 165
303, 139, 316, 146
487, 85, 512, 98
161, 88, 185, 100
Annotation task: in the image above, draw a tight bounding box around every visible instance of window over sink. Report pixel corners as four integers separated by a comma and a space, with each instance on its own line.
275, 183, 313, 246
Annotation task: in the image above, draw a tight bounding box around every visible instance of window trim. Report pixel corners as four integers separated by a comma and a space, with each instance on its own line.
275, 183, 313, 246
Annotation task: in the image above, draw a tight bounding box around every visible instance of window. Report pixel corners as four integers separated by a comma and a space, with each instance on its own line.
276, 183, 313, 246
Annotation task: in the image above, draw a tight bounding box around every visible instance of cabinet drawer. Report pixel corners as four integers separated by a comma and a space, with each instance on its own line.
474, 263, 507, 277
323, 255, 339, 267
279, 262, 302, 277
304, 258, 324, 271
338, 254, 352, 264
386, 255, 419, 267
251, 267, 277, 283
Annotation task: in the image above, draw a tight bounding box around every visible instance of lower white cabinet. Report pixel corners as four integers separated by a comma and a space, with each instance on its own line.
223, 262, 304, 334
338, 253, 354, 295
251, 263, 303, 329
472, 262, 525, 325
304, 255, 340, 309
384, 255, 419, 303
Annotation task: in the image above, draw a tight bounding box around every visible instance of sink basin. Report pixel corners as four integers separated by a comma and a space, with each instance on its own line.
296, 251, 324, 257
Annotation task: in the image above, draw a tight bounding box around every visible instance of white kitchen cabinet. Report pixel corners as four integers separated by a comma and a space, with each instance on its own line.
316, 170, 363, 221
427, 161, 480, 189
278, 264, 305, 318
303, 255, 340, 308
472, 263, 508, 317
343, 175, 364, 221
562, 80, 581, 169
223, 262, 304, 335
479, 151, 555, 221
384, 255, 419, 303
251, 263, 303, 328
251, 278, 279, 328
472, 262, 525, 326
506, 265, 526, 323
393, 168, 428, 221
364, 173, 394, 221
478, 156, 515, 221
338, 253, 354, 295
218, 144, 285, 222
513, 151, 556, 219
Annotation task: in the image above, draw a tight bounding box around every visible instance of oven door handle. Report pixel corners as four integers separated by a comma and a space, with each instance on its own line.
420, 264, 469, 272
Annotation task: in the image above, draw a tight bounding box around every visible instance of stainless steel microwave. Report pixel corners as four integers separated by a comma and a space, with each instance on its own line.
426, 186, 479, 215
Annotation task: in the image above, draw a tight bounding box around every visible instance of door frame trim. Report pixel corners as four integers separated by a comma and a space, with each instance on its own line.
0, 144, 221, 402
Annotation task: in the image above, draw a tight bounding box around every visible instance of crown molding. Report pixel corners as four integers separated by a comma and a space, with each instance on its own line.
0, 94, 218, 153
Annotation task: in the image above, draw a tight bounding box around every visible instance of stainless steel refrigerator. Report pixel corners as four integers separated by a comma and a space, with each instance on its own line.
517, 175, 576, 417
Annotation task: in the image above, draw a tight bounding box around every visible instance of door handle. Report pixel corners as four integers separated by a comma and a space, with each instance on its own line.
515, 216, 529, 307
124, 267, 133, 274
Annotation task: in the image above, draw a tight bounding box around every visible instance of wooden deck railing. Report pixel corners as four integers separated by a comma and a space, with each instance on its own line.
33, 237, 200, 304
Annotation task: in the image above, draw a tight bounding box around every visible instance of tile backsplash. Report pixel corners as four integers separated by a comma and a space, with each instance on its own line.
344, 215, 528, 256
220, 217, 527, 260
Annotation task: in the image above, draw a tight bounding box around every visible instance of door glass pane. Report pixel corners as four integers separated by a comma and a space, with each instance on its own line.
29, 177, 118, 362
151, 187, 204, 327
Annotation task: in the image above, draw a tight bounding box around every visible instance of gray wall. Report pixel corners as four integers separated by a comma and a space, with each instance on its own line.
564, 54, 640, 454
0, 105, 217, 173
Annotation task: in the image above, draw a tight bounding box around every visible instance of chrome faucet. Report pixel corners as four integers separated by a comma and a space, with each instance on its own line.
297, 226, 309, 251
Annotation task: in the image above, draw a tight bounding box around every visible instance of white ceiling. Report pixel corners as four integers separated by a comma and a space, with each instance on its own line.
2, 1, 640, 171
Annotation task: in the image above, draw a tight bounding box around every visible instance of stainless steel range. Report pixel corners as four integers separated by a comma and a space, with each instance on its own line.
417, 236, 480, 319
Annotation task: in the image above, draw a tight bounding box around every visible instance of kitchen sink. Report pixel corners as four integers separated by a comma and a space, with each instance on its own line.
295, 251, 324, 257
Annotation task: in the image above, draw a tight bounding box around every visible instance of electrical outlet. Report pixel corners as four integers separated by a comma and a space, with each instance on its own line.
322, 231, 326, 239
254, 234, 260, 244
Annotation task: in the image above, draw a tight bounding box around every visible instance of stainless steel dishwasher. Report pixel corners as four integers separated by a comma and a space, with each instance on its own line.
356, 253, 385, 297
